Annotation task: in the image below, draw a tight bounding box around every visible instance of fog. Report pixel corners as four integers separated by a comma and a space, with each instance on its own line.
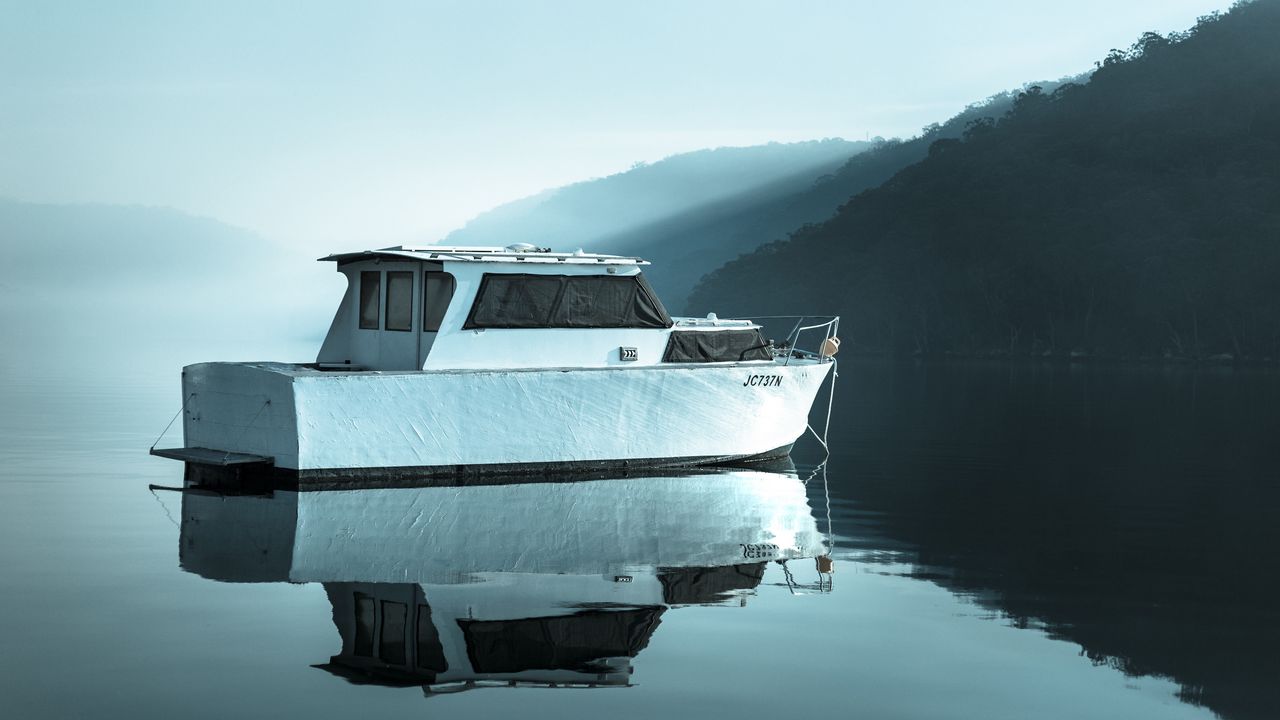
0, 200, 337, 362
0, 0, 1234, 252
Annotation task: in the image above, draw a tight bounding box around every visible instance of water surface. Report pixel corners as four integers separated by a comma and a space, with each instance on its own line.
1, 345, 1274, 719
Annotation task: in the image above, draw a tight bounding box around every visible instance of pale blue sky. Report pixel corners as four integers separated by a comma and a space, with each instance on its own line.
0, 0, 1236, 246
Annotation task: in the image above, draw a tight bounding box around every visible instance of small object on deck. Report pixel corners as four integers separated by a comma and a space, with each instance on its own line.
820, 336, 841, 358
149, 446, 272, 466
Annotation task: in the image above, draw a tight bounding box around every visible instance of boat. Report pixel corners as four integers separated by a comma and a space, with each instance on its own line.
173, 467, 833, 692
151, 244, 839, 482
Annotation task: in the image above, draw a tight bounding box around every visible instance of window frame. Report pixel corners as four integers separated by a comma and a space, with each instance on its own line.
421, 271, 456, 333
353, 592, 376, 657
383, 270, 414, 332
379, 600, 408, 665
359, 271, 381, 330
462, 272, 673, 330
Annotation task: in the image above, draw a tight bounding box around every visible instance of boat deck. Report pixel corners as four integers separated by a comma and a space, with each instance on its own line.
150, 446, 272, 466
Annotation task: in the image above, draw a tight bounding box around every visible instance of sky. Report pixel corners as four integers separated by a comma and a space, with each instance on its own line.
0, 0, 1238, 248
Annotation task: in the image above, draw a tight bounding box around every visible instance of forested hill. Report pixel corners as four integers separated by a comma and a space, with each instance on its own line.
445, 95, 1050, 309
444, 140, 871, 309
690, 0, 1280, 360
595, 88, 1045, 308
444, 139, 866, 251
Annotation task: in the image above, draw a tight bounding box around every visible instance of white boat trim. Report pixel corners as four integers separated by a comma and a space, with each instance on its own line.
153, 243, 839, 478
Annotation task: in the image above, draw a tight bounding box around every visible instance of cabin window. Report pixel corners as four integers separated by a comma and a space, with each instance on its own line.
379, 600, 408, 665
663, 329, 773, 362
353, 592, 376, 657
466, 274, 563, 328
458, 607, 665, 673
359, 272, 380, 330
463, 273, 672, 329
416, 605, 448, 672
422, 271, 455, 332
385, 271, 414, 332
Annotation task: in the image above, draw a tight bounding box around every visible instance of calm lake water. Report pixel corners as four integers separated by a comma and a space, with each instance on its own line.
1, 339, 1276, 720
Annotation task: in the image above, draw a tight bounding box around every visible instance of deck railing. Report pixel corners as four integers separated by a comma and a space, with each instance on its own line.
739, 315, 840, 365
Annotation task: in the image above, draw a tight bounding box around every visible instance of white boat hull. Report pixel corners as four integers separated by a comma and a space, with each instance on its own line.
178, 359, 832, 477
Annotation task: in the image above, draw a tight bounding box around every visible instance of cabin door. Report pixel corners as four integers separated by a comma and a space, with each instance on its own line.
417, 270, 456, 367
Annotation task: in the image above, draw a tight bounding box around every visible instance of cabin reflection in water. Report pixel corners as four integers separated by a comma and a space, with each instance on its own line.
176, 468, 829, 695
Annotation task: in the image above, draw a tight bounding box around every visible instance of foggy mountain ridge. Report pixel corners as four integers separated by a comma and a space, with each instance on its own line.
444, 139, 869, 251
0, 198, 330, 344
690, 0, 1280, 360
593, 84, 1072, 308
441, 139, 870, 307
440, 83, 1073, 310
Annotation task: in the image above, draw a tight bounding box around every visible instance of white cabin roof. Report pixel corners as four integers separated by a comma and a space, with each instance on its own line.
319, 245, 648, 266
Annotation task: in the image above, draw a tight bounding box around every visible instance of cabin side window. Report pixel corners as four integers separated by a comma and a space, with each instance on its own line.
379, 600, 408, 665
359, 272, 380, 330
422, 271, 455, 333
463, 273, 672, 329
353, 592, 376, 657
384, 271, 414, 332
416, 605, 448, 671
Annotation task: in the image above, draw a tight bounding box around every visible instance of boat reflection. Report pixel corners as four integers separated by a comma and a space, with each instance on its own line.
176, 467, 831, 694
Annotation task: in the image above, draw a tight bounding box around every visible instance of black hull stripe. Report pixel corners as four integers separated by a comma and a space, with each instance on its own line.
182, 444, 797, 491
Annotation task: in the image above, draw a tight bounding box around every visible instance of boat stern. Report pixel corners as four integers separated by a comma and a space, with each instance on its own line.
175, 362, 302, 470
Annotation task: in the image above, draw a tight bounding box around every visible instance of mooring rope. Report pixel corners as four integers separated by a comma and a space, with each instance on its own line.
222, 398, 270, 464
149, 487, 180, 529
822, 462, 834, 556
150, 392, 194, 451
806, 358, 838, 456
781, 560, 798, 595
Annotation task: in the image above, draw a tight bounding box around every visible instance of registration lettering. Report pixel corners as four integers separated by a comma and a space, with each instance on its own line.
741, 543, 779, 559
743, 374, 783, 387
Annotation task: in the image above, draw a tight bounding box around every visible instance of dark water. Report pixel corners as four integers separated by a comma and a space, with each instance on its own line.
2, 343, 1276, 720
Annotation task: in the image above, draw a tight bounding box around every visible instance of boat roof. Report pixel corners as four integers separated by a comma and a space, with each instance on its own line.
319, 245, 648, 266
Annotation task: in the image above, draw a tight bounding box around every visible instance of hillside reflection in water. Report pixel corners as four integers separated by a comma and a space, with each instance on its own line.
1, 350, 1274, 719
819, 360, 1280, 720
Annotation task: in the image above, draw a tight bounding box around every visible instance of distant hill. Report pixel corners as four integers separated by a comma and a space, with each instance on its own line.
0, 199, 329, 347
445, 94, 1063, 310
600, 89, 1055, 308
690, 1, 1280, 360
443, 140, 870, 307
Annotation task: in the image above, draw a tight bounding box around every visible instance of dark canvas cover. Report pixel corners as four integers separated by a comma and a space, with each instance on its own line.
459, 607, 665, 673
658, 563, 768, 605
463, 273, 672, 329
663, 329, 773, 362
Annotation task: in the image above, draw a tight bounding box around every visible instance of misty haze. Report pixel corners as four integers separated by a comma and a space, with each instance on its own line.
2, 2, 1278, 720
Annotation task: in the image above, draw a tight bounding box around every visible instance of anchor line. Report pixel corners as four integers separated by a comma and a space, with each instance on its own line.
149, 487, 180, 529
223, 399, 271, 464
150, 392, 194, 451
806, 358, 838, 456
822, 462, 834, 558
780, 560, 798, 595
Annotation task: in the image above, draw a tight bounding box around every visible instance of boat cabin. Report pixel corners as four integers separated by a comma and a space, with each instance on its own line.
315, 245, 774, 371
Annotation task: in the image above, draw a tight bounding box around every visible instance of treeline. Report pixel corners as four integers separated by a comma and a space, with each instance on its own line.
690, 0, 1280, 360
600, 86, 1050, 308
